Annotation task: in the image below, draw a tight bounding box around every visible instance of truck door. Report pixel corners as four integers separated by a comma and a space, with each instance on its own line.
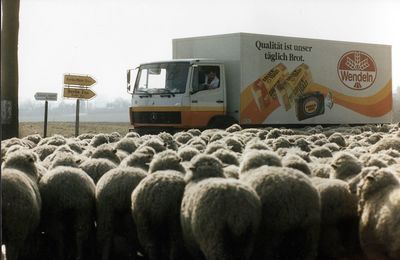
188, 65, 225, 128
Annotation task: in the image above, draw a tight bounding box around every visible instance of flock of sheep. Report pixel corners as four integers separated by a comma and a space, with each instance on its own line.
1, 123, 400, 260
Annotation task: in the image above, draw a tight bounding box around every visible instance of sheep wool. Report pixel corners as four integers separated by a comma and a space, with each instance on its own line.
357, 169, 400, 260
2, 168, 42, 260
39, 166, 96, 260
180, 178, 261, 260
131, 170, 188, 260
96, 166, 147, 260
148, 150, 186, 174
241, 166, 321, 260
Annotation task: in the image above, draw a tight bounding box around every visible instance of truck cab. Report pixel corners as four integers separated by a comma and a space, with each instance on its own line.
127, 59, 237, 133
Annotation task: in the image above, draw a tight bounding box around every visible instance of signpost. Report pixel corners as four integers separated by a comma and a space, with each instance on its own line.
63, 74, 97, 136
34, 92, 58, 137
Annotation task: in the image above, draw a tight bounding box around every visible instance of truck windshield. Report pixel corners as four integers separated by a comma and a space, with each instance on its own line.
134, 62, 189, 95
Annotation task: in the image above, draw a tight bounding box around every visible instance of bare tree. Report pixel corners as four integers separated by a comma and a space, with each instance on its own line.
1, 0, 20, 139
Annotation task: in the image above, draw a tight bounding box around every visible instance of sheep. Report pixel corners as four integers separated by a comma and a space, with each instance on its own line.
180, 177, 261, 260
212, 148, 240, 166
222, 136, 244, 153
185, 154, 225, 184
115, 137, 138, 154
265, 128, 281, 139
204, 141, 228, 155
309, 163, 335, 178
2, 150, 40, 181
138, 138, 167, 153
370, 137, 400, 153
309, 146, 333, 158
120, 152, 153, 172
185, 137, 207, 152
108, 131, 122, 143
131, 170, 188, 260
148, 150, 186, 174
96, 166, 147, 260
272, 136, 292, 151
323, 142, 341, 152
173, 132, 194, 145
89, 133, 110, 147
2, 168, 42, 260
38, 166, 96, 260
226, 123, 242, 133
239, 150, 282, 174
91, 144, 121, 166
158, 131, 179, 151
223, 164, 240, 179
177, 146, 200, 162
293, 138, 312, 152
125, 131, 140, 138
79, 158, 117, 184
357, 168, 400, 259
327, 132, 347, 147
38, 134, 67, 146
48, 152, 83, 170
241, 166, 321, 260
22, 133, 42, 145
282, 154, 311, 176
330, 151, 362, 180
311, 178, 362, 259
187, 128, 202, 137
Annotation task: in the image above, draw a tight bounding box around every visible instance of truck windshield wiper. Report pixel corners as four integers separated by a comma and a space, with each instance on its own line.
159, 89, 175, 97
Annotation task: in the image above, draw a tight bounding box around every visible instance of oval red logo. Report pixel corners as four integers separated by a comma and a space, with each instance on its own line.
337, 51, 377, 90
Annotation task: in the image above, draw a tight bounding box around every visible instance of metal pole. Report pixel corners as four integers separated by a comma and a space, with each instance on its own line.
75, 99, 80, 137
44, 100, 48, 138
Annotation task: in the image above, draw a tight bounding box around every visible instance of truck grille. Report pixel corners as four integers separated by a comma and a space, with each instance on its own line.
132, 111, 181, 124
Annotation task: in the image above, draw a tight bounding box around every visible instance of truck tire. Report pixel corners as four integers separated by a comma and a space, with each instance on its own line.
207, 115, 238, 129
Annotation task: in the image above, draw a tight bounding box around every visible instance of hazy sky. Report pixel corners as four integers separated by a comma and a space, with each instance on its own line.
18, 0, 399, 104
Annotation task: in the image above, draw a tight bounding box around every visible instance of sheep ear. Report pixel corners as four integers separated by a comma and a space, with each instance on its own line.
113, 149, 117, 154
366, 175, 375, 182
76, 159, 82, 164
28, 157, 35, 163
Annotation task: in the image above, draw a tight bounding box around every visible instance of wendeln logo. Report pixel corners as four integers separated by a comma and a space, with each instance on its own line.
337, 51, 377, 90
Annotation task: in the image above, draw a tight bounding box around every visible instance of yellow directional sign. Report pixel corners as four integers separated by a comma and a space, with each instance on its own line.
64, 74, 96, 86
63, 87, 96, 100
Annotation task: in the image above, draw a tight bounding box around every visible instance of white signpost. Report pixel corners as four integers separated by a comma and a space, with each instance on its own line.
34, 92, 58, 137
63, 74, 97, 136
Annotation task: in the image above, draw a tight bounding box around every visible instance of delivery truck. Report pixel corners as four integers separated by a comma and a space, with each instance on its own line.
126, 33, 392, 133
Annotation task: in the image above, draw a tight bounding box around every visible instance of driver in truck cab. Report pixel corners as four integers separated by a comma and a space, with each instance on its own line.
201, 70, 220, 89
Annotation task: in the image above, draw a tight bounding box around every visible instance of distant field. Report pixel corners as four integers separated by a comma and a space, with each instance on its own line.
19, 122, 132, 138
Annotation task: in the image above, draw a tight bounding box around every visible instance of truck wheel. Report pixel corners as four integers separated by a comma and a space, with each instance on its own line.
208, 116, 238, 129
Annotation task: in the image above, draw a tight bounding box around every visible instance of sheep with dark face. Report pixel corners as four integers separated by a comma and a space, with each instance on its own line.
96, 167, 147, 260
357, 169, 400, 260
241, 166, 321, 260
181, 156, 261, 260
131, 170, 188, 260
39, 166, 96, 260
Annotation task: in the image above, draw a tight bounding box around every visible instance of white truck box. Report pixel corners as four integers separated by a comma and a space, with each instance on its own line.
173, 33, 392, 124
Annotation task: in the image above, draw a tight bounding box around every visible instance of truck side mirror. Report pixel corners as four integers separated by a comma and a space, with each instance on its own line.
127, 70, 131, 93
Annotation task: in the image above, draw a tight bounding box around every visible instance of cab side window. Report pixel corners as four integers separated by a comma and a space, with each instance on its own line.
192, 66, 220, 92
